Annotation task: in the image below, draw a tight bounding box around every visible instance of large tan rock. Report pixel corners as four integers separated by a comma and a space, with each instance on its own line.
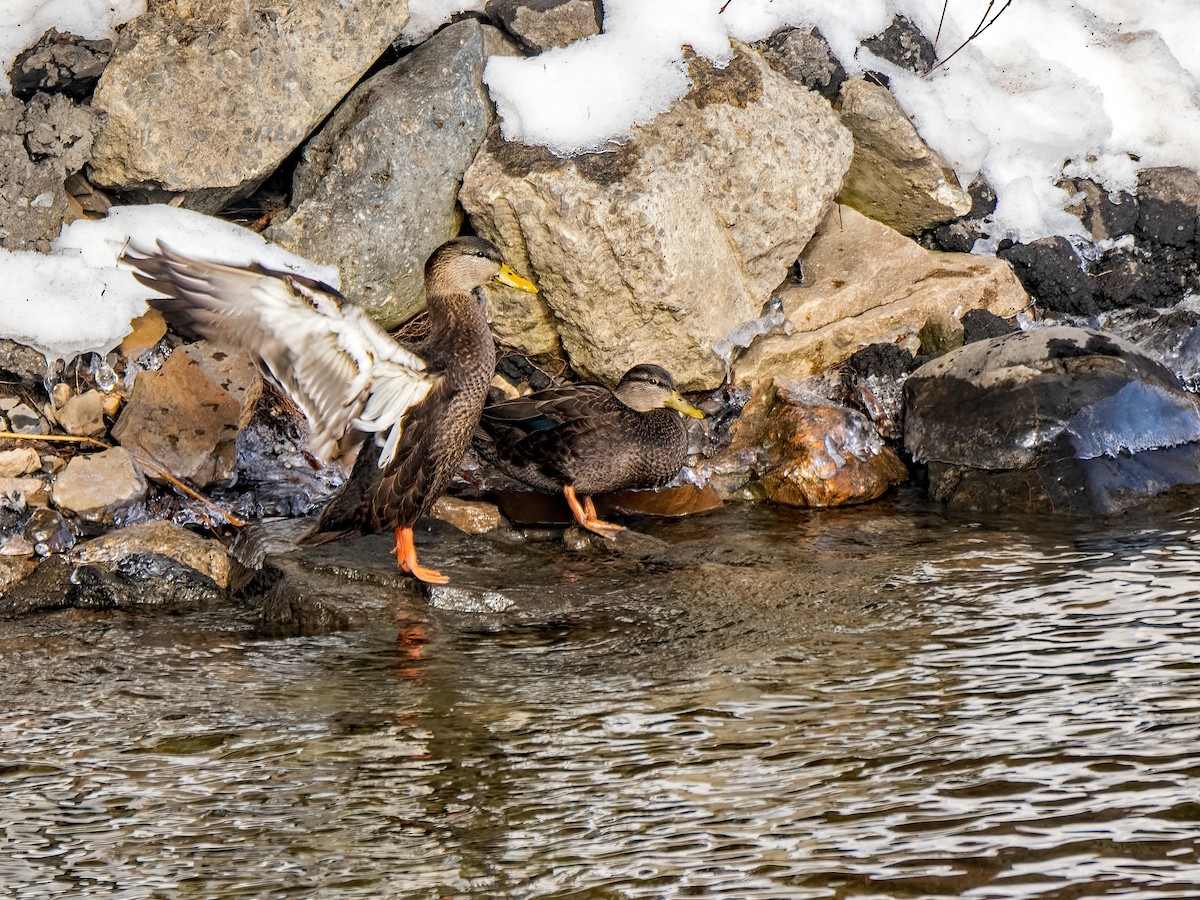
836, 79, 972, 235
461, 44, 854, 390
72, 520, 232, 589
51, 447, 147, 523
733, 205, 1029, 383
88, 0, 411, 210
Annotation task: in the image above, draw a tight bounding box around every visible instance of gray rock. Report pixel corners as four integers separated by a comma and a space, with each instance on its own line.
905, 326, 1200, 514
51, 446, 147, 523
755, 27, 847, 101
71, 520, 232, 589
461, 44, 854, 389
7, 403, 48, 435
88, 0, 412, 211
0, 96, 67, 251
861, 15, 937, 74
1135, 166, 1200, 249
836, 79, 971, 235
23, 507, 74, 556
10, 28, 113, 101
0, 339, 51, 381
268, 19, 498, 327
20, 92, 102, 174
486, 0, 600, 54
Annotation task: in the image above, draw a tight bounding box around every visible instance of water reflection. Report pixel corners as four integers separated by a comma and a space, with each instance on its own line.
2, 497, 1200, 897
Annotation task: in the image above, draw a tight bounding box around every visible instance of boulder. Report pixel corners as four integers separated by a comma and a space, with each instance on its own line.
720, 380, 907, 507
51, 446, 147, 523
905, 326, 1200, 514
461, 43, 854, 389
88, 0, 412, 211
485, 0, 601, 54
836, 79, 972, 235
180, 340, 262, 431
111, 347, 243, 487
268, 20, 502, 327
72, 520, 232, 589
733, 205, 1028, 382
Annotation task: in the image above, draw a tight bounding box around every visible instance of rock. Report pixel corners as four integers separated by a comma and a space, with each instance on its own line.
998, 236, 1098, 317
721, 380, 908, 507
836, 79, 972, 235
111, 347, 243, 488
7, 403, 48, 435
10, 29, 114, 101
23, 507, 74, 555
0, 340, 50, 381
0, 96, 68, 251
733, 205, 1029, 382
0, 558, 37, 592
0, 447, 42, 477
51, 447, 147, 523
1135, 167, 1200, 249
268, 20, 499, 327
72, 520, 232, 589
462, 44, 854, 388
56, 389, 107, 437
119, 309, 168, 360
0, 476, 51, 508
861, 15, 937, 74
88, 0, 412, 211
597, 484, 724, 518
431, 496, 503, 534
1062, 176, 1138, 241
20, 92, 102, 174
918, 311, 964, 355
755, 27, 847, 102
961, 308, 1017, 344
180, 341, 262, 431
905, 326, 1200, 515
486, 0, 600, 54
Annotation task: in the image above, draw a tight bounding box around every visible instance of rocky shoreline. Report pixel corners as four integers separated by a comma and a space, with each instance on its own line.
4, 3, 1200, 627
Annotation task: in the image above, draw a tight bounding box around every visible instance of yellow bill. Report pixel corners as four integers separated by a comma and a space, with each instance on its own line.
666, 391, 705, 419
494, 263, 539, 293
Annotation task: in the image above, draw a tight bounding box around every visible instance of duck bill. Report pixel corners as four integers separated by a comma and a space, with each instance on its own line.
666, 391, 705, 419
494, 263, 539, 293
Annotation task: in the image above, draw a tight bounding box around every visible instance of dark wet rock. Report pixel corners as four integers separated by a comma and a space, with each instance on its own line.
836, 78, 971, 235
9, 29, 113, 101
846, 343, 915, 381
112, 347, 242, 488
56, 389, 106, 437
918, 312, 964, 355
1100, 306, 1200, 390
72, 520, 232, 589
961, 308, 1017, 344
486, 0, 600, 54
1062, 176, 1138, 241
267, 19, 501, 328
756, 27, 847, 101
905, 325, 1200, 514
0, 557, 37, 592
1135, 167, 1200, 249
862, 15, 936, 74
23, 507, 74, 556
51, 447, 147, 524
1093, 244, 1186, 309
722, 381, 908, 507
0, 448, 41, 478
998, 236, 1098, 317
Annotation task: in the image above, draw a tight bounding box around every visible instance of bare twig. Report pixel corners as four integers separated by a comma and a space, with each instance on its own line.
930, 0, 1012, 73
935, 0, 949, 45
718, 0, 734, 13
0, 431, 246, 528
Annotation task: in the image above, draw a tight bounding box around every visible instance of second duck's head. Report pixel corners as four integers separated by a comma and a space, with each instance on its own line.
614, 364, 705, 419
425, 236, 538, 296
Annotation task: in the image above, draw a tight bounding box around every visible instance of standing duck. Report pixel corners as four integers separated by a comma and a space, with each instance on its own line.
123, 236, 537, 584
474, 364, 704, 538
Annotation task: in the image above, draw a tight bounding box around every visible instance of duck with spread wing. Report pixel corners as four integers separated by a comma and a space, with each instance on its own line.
123, 236, 537, 584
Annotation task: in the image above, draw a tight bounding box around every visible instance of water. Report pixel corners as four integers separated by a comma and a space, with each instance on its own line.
3, 495, 1200, 898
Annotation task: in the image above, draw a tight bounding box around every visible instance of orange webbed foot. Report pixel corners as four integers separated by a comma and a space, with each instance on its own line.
564, 486, 625, 541
393, 527, 450, 584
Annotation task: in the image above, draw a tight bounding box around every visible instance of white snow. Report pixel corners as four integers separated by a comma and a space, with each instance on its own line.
0, 0, 145, 95
397, 0, 487, 48
482, 0, 1200, 247
0, 206, 338, 365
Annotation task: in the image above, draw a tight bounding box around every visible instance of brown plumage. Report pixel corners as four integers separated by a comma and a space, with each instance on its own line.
122, 236, 537, 583
474, 364, 704, 538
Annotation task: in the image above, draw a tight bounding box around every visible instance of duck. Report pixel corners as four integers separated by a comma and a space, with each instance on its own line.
473, 363, 704, 538
122, 236, 538, 584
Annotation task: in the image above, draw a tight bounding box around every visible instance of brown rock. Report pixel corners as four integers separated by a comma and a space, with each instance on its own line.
181, 341, 263, 431
598, 484, 724, 518
733, 205, 1028, 383
0, 558, 37, 588
120, 309, 168, 359
0, 447, 42, 477
431, 496, 503, 535
836, 79, 972, 235
111, 348, 242, 487
722, 380, 908, 507
51, 447, 147, 523
56, 389, 107, 437
0, 476, 51, 507
72, 520, 232, 589
486, 0, 601, 54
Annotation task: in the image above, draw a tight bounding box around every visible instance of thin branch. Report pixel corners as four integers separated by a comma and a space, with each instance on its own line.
0, 431, 246, 528
935, 1, 949, 45
930, 0, 1012, 73
718, 0, 734, 13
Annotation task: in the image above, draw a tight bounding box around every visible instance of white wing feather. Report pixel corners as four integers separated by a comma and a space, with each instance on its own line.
125, 242, 436, 467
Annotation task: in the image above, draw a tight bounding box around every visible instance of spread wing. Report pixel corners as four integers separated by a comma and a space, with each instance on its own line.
122, 241, 436, 467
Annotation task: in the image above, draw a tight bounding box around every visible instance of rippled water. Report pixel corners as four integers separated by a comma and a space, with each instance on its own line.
3, 495, 1200, 898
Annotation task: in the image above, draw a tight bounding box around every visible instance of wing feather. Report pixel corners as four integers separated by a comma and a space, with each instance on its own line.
123, 241, 436, 465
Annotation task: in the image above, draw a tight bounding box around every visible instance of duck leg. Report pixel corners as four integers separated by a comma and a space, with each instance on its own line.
393, 526, 450, 584
563, 485, 625, 539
